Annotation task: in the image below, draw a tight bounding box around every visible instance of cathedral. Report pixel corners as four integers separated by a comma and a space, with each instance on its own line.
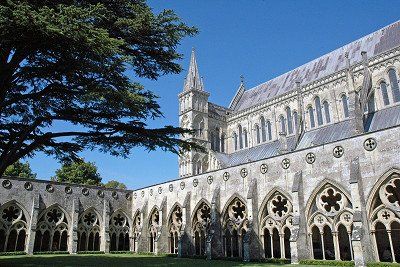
1, 21, 400, 266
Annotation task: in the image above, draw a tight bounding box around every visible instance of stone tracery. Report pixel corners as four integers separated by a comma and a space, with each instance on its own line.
370, 172, 400, 263
168, 205, 183, 254
192, 201, 211, 255
308, 184, 354, 261
109, 210, 130, 252
77, 209, 101, 252
223, 198, 248, 258
148, 207, 159, 253
0, 202, 28, 252
260, 191, 293, 259
34, 206, 69, 252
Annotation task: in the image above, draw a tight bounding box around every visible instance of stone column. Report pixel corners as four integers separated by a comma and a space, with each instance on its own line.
349, 157, 374, 266
290, 171, 309, 263
69, 198, 79, 254
101, 200, 110, 253
26, 194, 40, 255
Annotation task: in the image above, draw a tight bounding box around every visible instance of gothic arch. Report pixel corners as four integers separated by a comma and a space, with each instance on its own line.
77, 207, 102, 252
147, 206, 160, 253
305, 179, 352, 217
109, 209, 131, 252
221, 195, 248, 258
132, 209, 142, 252
191, 199, 211, 256
167, 203, 183, 254
366, 168, 400, 262
191, 198, 211, 222
34, 204, 70, 252
221, 193, 247, 218
258, 187, 292, 223
306, 181, 354, 261
0, 200, 29, 252
259, 188, 293, 259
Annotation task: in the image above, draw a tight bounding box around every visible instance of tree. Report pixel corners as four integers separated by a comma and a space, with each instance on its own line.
104, 180, 127, 190
0, 1, 201, 176
4, 160, 36, 179
53, 160, 102, 186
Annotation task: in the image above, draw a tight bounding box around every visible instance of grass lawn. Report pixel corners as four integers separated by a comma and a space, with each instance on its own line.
0, 254, 323, 267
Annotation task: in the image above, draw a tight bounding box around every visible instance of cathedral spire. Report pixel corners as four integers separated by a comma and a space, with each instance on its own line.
184, 48, 204, 91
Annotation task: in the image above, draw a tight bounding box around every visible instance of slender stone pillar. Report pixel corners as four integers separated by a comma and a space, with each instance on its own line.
69, 198, 79, 254
101, 200, 110, 253
290, 171, 309, 264
349, 157, 374, 266
26, 194, 40, 255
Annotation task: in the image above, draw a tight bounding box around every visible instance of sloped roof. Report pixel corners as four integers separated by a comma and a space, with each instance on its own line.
215, 105, 400, 168
233, 20, 400, 112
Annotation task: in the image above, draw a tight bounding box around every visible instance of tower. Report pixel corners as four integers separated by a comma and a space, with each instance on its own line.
178, 49, 210, 177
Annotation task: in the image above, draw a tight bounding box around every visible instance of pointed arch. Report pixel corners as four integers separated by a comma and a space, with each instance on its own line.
191, 199, 211, 256
220, 193, 247, 218
191, 198, 212, 223
258, 187, 293, 223
77, 207, 102, 252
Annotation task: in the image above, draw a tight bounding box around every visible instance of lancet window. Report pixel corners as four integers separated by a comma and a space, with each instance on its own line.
109, 211, 130, 252
0, 202, 28, 252
77, 209, 101, 252
192, 201, 211, 256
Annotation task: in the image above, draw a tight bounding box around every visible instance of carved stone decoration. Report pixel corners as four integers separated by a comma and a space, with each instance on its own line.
65, 186, 72, 194
333, 145, 344, 158
314, 214, 327, 227
158, 187, 162, 194
260, 163, 268, 174
281, 158, 290, 169
82, 188, 89, 196
109, 211, 130, 246
133, 212, 142, 241
97, 190, 104, 198
46, 184, 54, 193
316, 186, 347, 216
193, 179, 199, 187
125, 193, 132, 200
134, 192, 137, 199
141, 191, 144, 197
364, 137, 377, 151
207, 175, 213, 185
169, 184, 174, 192
339, 211, 353, 227
24, 181, 32, 191
180, 181, 185, 190
305, 152, 316, 164
169, 206, 183, 234
111, 191, 118, 199
240, 168, 248, 178
150, 189, 153, 196
148, 208, 160, 242
77, 210, 100, 248
223, 172, 230, 181
227, 199, 246, 226
267, 193, 292, 220
379, 173, 400, 211
2, 179, 12, 189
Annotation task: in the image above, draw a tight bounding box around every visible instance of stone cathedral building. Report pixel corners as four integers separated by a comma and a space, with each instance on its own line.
1, 21, 400, 266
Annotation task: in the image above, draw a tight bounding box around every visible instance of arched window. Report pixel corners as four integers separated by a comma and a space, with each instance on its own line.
380, 82, 390, 106
260, 116, 266, 142
286, 107, 293, 134
210, 132, 215, 150
323, 101, 331, 124
221, 133, 225, 153
215, 128, 220, 152
279, 116, 286, 134
293, 111, 298, 133
0, 203, 28, 253
369, 172, 400, 263
192, 202, 211, 256
77, 210, 101, 252
34, 206, 69, 252
266, 121, 272, 141
388, 68, 400, 103
233, 132, 238, 151
308, 106, 315, 128
223, 198, 247, 258
148, 208, 159, 253
109, 211, 130, 252
341, 94, 349, 118
243, 129, 248, 148
238, 125, 243, 149
132, 212, 141, 253
255, 125, 261, 144
307, 185, 354, 261
260, 191, 293, 260
168, 205, 183, 254
315, 96, 323, 126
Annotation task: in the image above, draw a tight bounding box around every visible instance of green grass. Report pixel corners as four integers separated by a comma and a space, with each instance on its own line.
0, 253, 325, 267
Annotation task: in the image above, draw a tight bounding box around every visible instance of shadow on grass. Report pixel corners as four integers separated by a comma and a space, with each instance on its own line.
0, 254, 296, 267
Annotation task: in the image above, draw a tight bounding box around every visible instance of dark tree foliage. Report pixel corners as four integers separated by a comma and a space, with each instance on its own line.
0, 0, 200, 176
53, 160, 102, 185
4, 160, 37, 179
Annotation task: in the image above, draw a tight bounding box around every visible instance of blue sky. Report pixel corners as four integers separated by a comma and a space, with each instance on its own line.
27, 1, 400, 189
